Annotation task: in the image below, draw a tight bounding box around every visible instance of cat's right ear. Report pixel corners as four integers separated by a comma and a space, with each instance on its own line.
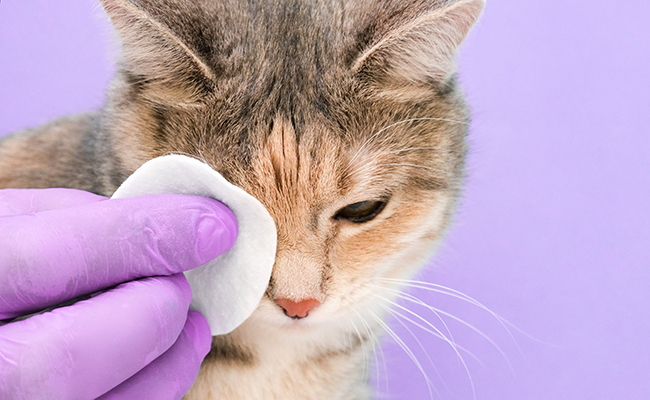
101, 0, 215, 104
351, 0, 485, 100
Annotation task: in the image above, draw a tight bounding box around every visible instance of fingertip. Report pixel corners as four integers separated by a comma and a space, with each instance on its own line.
195, 201, 238, 265
184, 310, 212, 358
216, 202, 238, 248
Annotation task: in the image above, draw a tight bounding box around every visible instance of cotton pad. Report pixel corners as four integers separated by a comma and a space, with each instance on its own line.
111, 155, 277, 335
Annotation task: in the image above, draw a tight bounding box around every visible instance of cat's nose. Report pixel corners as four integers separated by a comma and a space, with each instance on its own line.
274, 298, 321, 319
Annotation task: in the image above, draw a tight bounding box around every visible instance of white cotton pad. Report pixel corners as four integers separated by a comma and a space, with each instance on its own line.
111, 155, 276, 335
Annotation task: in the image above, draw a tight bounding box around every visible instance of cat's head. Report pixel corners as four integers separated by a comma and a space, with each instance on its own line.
99, 0, 483, 334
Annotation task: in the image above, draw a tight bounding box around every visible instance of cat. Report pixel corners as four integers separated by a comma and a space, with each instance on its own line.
0, 0, 484, 398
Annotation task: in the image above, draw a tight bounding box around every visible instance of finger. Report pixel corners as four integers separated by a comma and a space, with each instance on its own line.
0, 193, 237, 319
97, 310, 212, 400
0, 188, 107, 217
0, 274, 192, 400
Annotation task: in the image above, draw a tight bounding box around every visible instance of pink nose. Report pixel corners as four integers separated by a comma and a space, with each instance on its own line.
274, 298, 321, 319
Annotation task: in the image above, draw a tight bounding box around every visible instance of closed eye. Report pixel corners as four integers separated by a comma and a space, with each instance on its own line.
333, 200, 387, 224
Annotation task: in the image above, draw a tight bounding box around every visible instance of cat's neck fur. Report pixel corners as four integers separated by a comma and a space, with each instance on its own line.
188, 314, 380, 399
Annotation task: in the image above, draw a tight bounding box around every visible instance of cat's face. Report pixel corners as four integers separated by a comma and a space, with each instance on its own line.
99, 0, 482, 333
240, 113, 462, 332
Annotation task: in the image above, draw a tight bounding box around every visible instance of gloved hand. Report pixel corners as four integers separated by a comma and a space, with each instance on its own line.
0, 188, 238, 400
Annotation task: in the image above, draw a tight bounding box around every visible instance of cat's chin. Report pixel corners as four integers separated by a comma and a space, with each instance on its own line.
276, 319, 324, 334
261, 311, 334, 332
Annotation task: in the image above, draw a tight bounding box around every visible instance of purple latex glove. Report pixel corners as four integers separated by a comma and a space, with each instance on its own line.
0, 188, 238, 400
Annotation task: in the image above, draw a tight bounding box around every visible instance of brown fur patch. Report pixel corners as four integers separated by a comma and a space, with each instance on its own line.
206, 335, 255, 366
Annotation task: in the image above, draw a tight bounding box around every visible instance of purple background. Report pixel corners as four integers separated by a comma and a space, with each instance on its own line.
2, 1, 649, 399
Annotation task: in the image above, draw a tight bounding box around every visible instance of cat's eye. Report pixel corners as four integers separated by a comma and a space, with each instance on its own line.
334, 200, 387, 224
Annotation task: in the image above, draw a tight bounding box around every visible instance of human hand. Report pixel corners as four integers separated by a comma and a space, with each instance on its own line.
0, 188, 238, 399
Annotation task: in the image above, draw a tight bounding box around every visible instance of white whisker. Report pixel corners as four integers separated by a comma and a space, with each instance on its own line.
379, 304, 454, 399
392, 288, 514, 373
353, 309, 381, 387
367, 309, 436, 400
380, 278, 532, 356
373, 294, 477, 400
368, 284, 456, 352
346, 314, 370, 383
370, 291, 482, 365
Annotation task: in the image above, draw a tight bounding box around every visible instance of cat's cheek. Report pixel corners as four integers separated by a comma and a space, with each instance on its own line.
331, 192, 447, 271
379, 192, 455, 280
326, 192, 453, 308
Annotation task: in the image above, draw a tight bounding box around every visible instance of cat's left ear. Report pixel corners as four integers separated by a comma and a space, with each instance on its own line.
353, 0, 484, 98
101, 0, 216, 104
